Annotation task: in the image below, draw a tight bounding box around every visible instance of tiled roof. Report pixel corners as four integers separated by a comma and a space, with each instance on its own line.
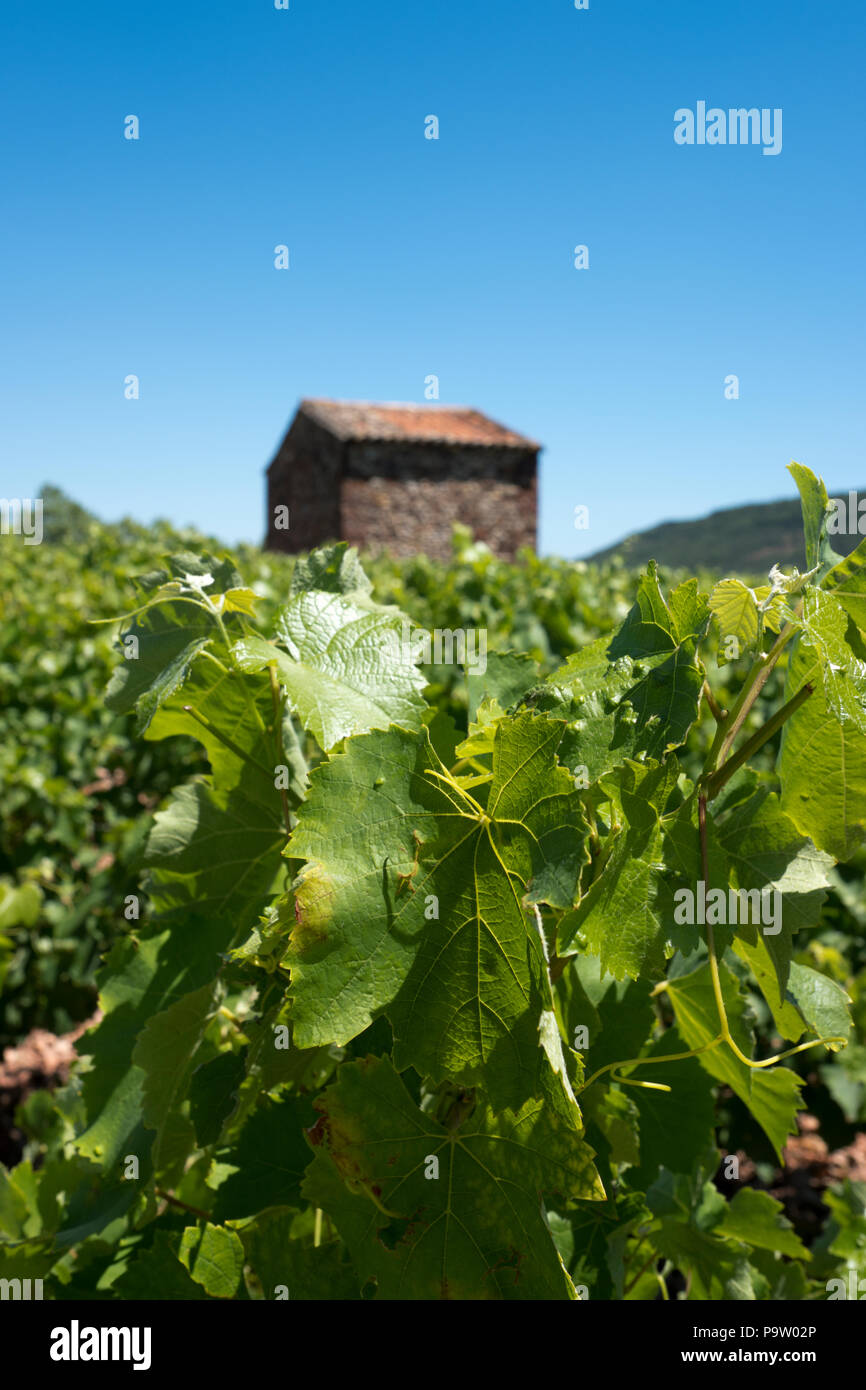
298, 399, 539, 449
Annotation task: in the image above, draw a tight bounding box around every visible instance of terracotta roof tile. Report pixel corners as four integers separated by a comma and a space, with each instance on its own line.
299, 399, 539, 450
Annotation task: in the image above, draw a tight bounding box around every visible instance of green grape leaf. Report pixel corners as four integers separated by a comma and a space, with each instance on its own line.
714, 1187, 810, 1260
287, 714, 587, 1110
133, 636, 214, 734
239, 994, 340, 1103
239, 1208, 360, 1300
76, 913, 240, 1173
559, 761, 676, 978
627, 1030, 720, 1189
580, 1087, 640, 1167
77, 609, 294, 1178
149, 660, 283, 805
114, 1231, 209, 1300
301, 1055, 603, 1301
819, 1042, 866, 1122
0, 1161, 41, 1241
707, 572, 790, 657
104, 551, 290, 812
104, 554, 242, 731
132, 982, 220, 1178
527, 568, 703, 785
467, 650, 539, 721
178, 1221, 244, 1299
667, 578, 711, 642
734, 936, 851, 1052
778, 631, 866, 861
660, 794, 732, 957
146, 780, 287, 922
524, 638, 648, 782
567, 956, 653, 1084
785, 962, 852, 1049
714, 787, 833, 996
747, 1247, 810, 1300
650, 1220, 747, 1299
732, 934, 805, 1042
31, 1151, 137, 1251
454, 695, 508, 764
233, 591, 426, 750
565, 955, 656, 1074
289, 541, 372, 598
709, 579, 761, 656
189, 1051, 246, 1148
796, 589, 866, 733
815, 1180, 866, 1270
607, 561, 680, 656
789, 462, 841, 578
0, 1239, 57, 1282
822, 534, 866, 633
566, 1190, 650, 1300
212, 1096, 317, 1221
221, 586, 259, 616
0, 881, 42, 931
666, 961, 805, 1161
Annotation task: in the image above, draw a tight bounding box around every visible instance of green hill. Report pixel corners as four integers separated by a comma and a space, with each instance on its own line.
588, 490, 864, 576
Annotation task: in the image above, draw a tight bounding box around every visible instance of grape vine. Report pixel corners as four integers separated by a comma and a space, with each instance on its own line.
2, 462, 864, 1302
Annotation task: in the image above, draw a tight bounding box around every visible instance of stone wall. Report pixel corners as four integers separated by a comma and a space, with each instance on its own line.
340, 440, 536, 560
341, 473, 537, 561
265, 415, 343, 553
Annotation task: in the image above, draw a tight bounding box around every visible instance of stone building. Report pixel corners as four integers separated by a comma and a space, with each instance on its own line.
264, 399, 539, 561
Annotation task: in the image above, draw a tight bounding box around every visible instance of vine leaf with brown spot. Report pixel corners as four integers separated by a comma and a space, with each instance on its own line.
301, 1054, 603, 1300
283, 712, 589, 1111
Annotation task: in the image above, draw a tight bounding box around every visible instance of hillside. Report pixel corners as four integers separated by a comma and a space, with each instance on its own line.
588, 490, 863, 575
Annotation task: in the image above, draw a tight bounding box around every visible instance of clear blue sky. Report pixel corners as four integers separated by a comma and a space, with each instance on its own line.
2, 0, 864, 557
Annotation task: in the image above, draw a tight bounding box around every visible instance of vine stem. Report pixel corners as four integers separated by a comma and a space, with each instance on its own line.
702, 679, 725, 724
577, 1036, 724, 1095
91, 589, 214, 627
703, 682, 814, 802
203, 592, 271, 744
197, 648, 230, 676
269, 666, 293, 841
281, 703, 309, 780
182, 705, 274, 781
448, 755, 492, 778
698, 793, 842, 1066
623, 1247, 658, 1298
154, 1189, 211, 1221
424, 767, 486, 818
586, 802, 601, 858
707, 612, 801, 777
699, 793, 733, 1048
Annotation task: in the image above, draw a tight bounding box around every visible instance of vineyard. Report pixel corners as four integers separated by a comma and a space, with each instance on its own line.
2, 464, 866, 1303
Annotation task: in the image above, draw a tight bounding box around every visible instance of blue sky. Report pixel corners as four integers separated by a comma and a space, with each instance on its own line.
2, 0, 864, 557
